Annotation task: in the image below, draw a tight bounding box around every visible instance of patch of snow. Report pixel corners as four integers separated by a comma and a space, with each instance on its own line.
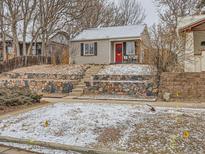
11, 65, 86, 75
72, 25, 145, 41
98, 64, 157, 75
178, 15, 205, 30
0, 103, 204, 153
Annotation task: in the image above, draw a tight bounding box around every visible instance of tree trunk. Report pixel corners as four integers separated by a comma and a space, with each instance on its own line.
12, 25, 20, 57
23, 34, 27, 56
0, 0, 7, 61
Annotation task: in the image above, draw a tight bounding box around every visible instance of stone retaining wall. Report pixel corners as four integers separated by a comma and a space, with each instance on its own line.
84, 75, 158, 98
0, 79, 75, 94
159, 72, 205, 100
93, 75, 154, 81
2, 72, 83, 80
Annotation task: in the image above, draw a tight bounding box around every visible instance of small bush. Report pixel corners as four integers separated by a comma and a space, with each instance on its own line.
0, 87, 42, 107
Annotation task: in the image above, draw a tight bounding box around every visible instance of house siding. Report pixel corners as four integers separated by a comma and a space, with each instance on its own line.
141, 28, 152, 64
70, 40, 110, 64
184, 32, 196, 72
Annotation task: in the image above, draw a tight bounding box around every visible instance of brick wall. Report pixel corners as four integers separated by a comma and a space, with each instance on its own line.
159, 72, 205, 100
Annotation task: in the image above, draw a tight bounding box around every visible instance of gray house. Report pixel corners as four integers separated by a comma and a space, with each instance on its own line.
70, 25, 152, 64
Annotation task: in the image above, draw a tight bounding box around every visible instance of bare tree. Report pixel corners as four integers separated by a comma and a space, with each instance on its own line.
20, 0, 37, 56
4, 0, 21, 57
151, 0, 201, 72
115, 0, 146, 25
155, 0, 199, 29
0, 0, 7, 61
150, 24, 180, 72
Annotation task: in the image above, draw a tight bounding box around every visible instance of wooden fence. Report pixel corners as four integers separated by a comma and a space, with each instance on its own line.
0, 56, 51, 73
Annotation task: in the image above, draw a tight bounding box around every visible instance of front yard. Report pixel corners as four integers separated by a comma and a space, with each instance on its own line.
0, 102, 204, 154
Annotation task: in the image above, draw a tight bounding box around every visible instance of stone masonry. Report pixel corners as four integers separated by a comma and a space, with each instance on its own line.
84, 75, 158, 99
159, 72, 205, 100
0, 65, 88, 95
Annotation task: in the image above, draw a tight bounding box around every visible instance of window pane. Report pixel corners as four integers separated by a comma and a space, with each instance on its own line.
90, 44, 94, 54
85, 44, 89, 54
126, 42, 135, 55
84, 43, 95, 55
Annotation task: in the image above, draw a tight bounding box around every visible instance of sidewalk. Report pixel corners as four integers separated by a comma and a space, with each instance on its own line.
42, 97, 205, 109
0, 145, 37, 154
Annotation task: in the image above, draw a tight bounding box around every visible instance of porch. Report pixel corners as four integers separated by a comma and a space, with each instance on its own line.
109, 39, 144, 64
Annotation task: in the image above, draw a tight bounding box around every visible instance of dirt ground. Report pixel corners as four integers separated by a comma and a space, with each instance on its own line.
127, 112, 205, 154
0, 101, 49, 117
92, 110, 205, 154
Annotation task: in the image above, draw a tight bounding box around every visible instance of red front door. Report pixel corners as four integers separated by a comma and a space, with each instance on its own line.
115, 43, 123, 63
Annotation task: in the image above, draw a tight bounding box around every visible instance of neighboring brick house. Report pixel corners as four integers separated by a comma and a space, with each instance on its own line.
178, 15, 205, 72
0, 31, 69, 61
70, 25, 152, 64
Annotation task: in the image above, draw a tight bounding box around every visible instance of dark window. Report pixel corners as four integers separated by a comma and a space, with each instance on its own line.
94, 42, 97, 56
201, 41, 205, 46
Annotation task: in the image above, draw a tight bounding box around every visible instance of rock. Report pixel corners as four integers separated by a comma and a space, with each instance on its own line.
163, 92, 171, 102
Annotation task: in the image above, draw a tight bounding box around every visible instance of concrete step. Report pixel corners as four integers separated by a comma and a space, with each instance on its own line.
85, 72, 98, 74
75, 84, 86, 88
72, 88, 84, 93
83, 78, 91, 81
69, 92, 83, 96
63, 96, 77, 99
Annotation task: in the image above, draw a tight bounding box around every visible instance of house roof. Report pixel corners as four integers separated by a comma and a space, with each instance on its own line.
177, 15, 205, 32
71, 25, 146, 41
0, 31, 68, 44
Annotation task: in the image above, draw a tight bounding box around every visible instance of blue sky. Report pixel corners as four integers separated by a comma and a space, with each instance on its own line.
114, 0, 159, 26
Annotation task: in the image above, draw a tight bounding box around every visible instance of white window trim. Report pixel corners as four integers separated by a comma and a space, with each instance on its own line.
84, 42, 95, 56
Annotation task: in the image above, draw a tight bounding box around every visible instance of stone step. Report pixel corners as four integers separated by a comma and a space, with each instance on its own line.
85, 72, 98, 74
69, 92, 83, 96
68, 66, 103, 96
83, 76, 92, 79
72, 88, 84, 93
87, 68, 101, 71
87, 68, 101, 70
75, 84, 86, 88
84, 73, 93, 76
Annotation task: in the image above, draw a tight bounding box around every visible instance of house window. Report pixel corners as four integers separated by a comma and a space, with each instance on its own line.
7, 46, 13, 54
201, 41, 205, 46
126, 41, 135, 55
84, 43, 95, 55
81, 42, 97, 56
32, 44, 36, 55
36, 44, 42, 55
